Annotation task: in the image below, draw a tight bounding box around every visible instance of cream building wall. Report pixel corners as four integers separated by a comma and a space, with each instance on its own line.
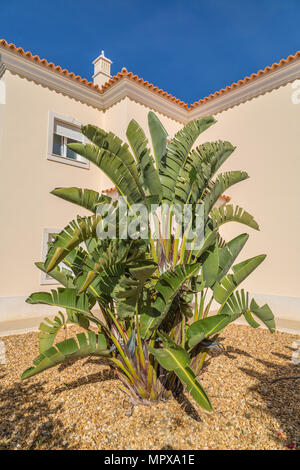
0, 71, 108, 323
0, 49, 299, 333
103, 96, 182, 140
0, 70, 183, 328
195, 81, 300, 327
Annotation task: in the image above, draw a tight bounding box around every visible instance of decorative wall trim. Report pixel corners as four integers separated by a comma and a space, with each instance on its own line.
2, 46, 300, 123
0, 48, 104, 109
101, 78, 189, 122
189, 59, 300, 118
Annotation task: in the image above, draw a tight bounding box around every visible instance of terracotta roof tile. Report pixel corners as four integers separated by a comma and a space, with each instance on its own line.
0, 40, 189, 107
0, 39, 101, 91
99, 66, 189, 109
220, 194, 231, 202
1, 39, 299, 111
102, 186, 117, 194
189, 51, 300, 109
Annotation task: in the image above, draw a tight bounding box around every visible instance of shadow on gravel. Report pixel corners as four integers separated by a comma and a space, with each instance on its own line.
0, 378, 75, 450
211, 342, 253, 360
53, 367, 116, 394
271, 352, 291, 361
174, 393, 202, 422
198, 344, 253, 373
239, 347, 300, 450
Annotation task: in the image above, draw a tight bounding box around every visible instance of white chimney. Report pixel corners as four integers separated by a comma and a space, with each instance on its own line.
93, 50, 112, 87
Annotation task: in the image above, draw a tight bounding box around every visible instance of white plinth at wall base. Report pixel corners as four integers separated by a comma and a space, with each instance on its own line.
291, 340, 300, 365
0, 295, 56, 337
0, 292, 299, 336
0, 339, 6, 364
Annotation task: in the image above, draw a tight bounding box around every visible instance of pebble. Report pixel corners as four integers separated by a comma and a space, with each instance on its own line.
0, 324, 299, 450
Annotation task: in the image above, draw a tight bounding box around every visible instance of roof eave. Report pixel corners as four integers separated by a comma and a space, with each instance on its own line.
2, 40, 300, 121
190, 57, 300, 118
0, 46, 105, 109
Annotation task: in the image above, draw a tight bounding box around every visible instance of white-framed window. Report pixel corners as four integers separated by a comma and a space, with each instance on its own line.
40, 228, 61, 285
47, 112, 89, 169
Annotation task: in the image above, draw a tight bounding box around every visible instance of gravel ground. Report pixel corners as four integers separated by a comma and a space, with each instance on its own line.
0, 324, 299, 450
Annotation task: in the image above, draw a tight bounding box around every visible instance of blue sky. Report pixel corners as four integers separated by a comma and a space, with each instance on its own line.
1, 0, 300, 103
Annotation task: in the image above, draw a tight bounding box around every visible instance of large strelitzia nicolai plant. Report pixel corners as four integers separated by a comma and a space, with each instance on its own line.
22, 112, 275, 411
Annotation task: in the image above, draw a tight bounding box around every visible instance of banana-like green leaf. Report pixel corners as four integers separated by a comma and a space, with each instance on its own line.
108, 260, 156, 319
74, 240, 128, 293
187, 314, 233, 349
38, 312, 66, 353
69, 142, 144, 206
112, 276, 141, 318
162, 117, 216, 202
175, 366, 212, 411
126, 119, 162, 200
63, 246, 89, 276
22, 331, 109, 380
196, 140, 236, 176
35, 262, 75, 288
220, 289, 250, 318
210, 204, 259, 231
191, 227, 217, 261
191, 274, 206, 293
149, 333, 190, 368
62, 246, 115, 302
243, 311, 261, 328
201, 241, 219, 288
140, 263, 200, 338
74, 240, 152, 298
129, 261, 157, 282
220, 289, 276, 333
188, 289, 275, 349
174, 140, 235, 204
217, 233, 249, 281
91, 267, 128, 301
67, 309, 90, 330
203, 171, 248, 219
217, 233, 227, 249
44, 215, 102, 272
249, 299, 275, 332
38, 310, 90, 354
26, 288, 94, 318
51, 187, 111, 214
82, 124, 143, 190
113, 276, 152, 319
148, 111, 168, 170
148, 333, 212, 411
213, 255, 266, 305
69, 125, 145, 205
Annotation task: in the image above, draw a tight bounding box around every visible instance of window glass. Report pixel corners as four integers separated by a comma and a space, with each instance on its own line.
53, 133, 63, 156
48, 115, 88, 168
66, 138, 80, 160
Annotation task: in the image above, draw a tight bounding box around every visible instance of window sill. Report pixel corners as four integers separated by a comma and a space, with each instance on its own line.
47, 153, 89, 169
40, 276, 60, 286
